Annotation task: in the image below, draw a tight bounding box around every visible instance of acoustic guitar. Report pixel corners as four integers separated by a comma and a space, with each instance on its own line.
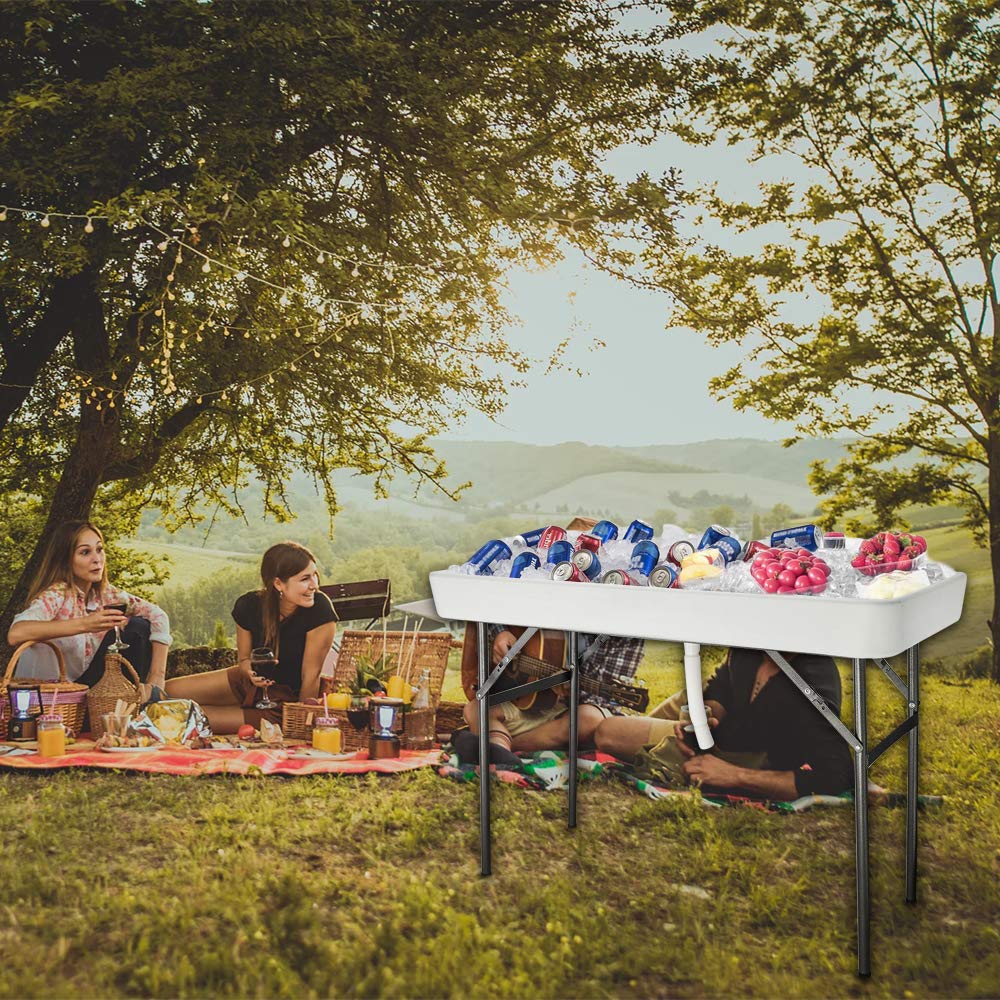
460, 624, 649, 713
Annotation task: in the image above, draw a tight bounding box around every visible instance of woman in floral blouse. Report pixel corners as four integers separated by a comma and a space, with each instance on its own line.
7, 521, 172, 698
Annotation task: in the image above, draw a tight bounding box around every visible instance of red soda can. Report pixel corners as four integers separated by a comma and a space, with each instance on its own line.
741, 539, 770, 563
539, 525, 567, 550
600, 569, 634, 585
551, 561, 585, 582
666, 540, 695, 567
575, 533, 601, 553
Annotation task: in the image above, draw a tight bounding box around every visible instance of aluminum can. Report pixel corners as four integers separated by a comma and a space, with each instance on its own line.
539, 525, 568, 550
628, 540, 660, 576
770, 524, 824, 551
575, 533, 601, 554
698, 524, 733, 550
600, 569, 634, 585
713, 535, 743, 565
649, 563, 677, 589
512, 526, 547, 549
545, 539, 575, 566
666, 540, 695, 566
466, 539, 512, 576
741, 539, 770, 562
551, 561, 585, 582
509, 551, 541, 578
591, 520, 619, 544
571, 549, 602, 580
823, 532, 846, 549
623, 519, 654, 543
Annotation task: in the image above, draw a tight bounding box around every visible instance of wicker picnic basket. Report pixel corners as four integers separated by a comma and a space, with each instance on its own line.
86, 653, 142, 740
285, 630, 456, 748
0, 641, 89, 738
435, 701, 467, 740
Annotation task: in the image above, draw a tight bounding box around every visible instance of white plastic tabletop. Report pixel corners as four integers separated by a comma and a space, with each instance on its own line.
428, 564, 966, 661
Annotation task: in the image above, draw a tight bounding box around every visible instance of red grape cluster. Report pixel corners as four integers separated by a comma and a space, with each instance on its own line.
750, 547, 831, 596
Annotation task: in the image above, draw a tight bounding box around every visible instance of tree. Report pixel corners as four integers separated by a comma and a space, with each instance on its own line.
0, 1, 678, 635
649, 1, 1000, 680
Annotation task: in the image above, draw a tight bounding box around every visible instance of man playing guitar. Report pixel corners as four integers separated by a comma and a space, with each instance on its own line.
455, 516, 646, 769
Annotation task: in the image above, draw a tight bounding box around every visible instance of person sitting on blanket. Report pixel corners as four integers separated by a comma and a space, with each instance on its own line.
456, 516, 645, 770
165, 541, 337, 733
594, 647, 853, 800
8, 521, 172, 701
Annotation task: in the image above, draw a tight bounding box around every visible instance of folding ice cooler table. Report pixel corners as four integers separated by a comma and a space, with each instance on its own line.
429, 564, 967, 976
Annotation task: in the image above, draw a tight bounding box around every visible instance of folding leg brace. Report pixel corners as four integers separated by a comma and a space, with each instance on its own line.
764, 646, 921, 978
476, 625, 581, 876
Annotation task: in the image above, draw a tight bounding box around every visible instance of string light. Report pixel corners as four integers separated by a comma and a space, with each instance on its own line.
84, 217, 94, 233
40, 215, 50, 228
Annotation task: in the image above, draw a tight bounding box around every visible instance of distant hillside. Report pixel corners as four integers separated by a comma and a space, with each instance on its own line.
619, 438, 850, 486
335, 440, 704, 507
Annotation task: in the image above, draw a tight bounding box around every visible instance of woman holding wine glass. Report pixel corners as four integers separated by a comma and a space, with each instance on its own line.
165, 541, 337, 732
7, 521, 172, 699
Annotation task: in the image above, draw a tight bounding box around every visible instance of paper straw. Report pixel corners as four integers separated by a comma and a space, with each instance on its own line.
397, 615, 409, 670
324, 692, 330, 715
404, 618, 424, 682
382, 616, 387, 666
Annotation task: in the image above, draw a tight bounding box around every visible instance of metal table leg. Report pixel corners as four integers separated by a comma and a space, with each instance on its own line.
853, 657, 871, 977
906, 643, 920, 903
477, 621, 491, 876
567, 631, 579, 828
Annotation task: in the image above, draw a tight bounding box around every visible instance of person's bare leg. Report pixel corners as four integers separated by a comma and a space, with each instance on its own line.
165, 668, 236, 705
463, 699, 512, 745
511, 705, 605, 752
594, 716, 658, 762
200, 705, 248, 735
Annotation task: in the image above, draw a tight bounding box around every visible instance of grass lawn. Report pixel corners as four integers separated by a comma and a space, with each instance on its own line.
2, 652, 999, 999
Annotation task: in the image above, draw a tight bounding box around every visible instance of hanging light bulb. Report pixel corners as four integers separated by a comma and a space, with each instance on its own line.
0, 207, 7, 221
201, 260, 211, 273
282, 235, 291, 248
317, 252, 325, 264
236, 270, 247, 281
351, 264, 360, 278
279, 293, 289, 307
40, 214, 51, 228
157, 240, 169, 251
84, 217, 94, 233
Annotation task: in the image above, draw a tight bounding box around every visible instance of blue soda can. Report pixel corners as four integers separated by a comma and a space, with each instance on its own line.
571, 549, 602, 581
629, 540, 660, 576
509, 551, 541, 578
466, 539, 512, 576
623, 519, 654, 543
698, 524, 734, 550
546, 539, 575, 566
649, 563, 677, 589
714, 535, 743, 565
512, 526, 547, 549
770, 524, 824, 551
591, 520, 619, 544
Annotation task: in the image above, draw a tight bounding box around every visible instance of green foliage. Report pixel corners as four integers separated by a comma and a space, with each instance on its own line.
651, 0, 1000, 677
209, 620, 229, 650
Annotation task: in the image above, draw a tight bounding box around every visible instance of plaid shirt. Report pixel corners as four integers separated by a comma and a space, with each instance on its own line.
486, 624, 644, 716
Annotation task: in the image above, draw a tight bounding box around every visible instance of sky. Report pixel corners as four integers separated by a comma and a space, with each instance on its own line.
443, 129, 805, 448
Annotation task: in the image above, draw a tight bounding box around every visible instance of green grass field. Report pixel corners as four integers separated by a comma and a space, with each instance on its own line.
122, 540, 257, 597
1, 663, 998, 998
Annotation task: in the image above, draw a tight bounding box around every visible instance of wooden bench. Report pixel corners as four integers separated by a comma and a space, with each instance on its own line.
319, 579, 391, 628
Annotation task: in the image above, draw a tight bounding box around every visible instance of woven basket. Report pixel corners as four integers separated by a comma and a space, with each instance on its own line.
331, 630, 454, 708
435, 700, 467, 740
87, 654, 142, 740
281, 703, 370, 751
1, 641, 89, 738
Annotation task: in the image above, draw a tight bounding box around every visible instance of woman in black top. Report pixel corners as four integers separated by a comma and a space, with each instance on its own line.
165, 542, 337, 732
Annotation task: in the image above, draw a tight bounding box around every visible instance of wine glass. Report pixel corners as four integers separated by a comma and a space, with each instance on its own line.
103, 601, 129, 652
346, 698, 370, 732
251, 647, 278, 711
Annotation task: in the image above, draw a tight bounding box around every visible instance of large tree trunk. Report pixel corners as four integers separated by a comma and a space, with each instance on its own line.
0, 271, 120, 654
987, 424, 1000, 683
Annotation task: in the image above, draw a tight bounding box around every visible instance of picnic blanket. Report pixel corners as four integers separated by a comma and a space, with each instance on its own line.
0, 742, 444, 777
437, 751, 945, 812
